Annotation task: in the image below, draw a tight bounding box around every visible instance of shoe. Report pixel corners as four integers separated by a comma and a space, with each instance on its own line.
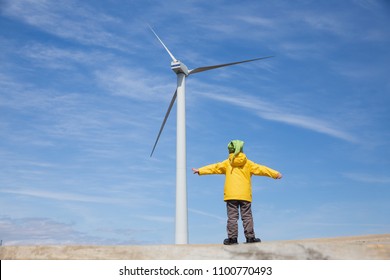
246, 237, 261, 243
223, 238, 238, 245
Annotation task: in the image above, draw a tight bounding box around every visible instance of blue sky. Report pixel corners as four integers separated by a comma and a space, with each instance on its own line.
0, 0, 389, 245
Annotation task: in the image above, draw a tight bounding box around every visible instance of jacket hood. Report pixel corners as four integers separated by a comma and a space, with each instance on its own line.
229, 152, 247, 167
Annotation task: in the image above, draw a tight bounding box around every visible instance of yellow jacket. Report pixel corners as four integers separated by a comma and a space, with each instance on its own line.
198, 153, 280, 202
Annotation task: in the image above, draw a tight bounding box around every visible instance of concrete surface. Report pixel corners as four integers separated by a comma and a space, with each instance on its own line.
1, 234, 389, 260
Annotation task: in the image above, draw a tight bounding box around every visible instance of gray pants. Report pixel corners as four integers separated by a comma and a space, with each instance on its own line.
226, 200, 255, 239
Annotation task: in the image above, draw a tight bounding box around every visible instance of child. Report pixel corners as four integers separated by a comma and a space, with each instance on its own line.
192, 140, 282, 245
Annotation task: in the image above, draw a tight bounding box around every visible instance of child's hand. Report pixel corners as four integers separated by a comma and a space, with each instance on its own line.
192, 168, 199, 175
276, 173, 283, 179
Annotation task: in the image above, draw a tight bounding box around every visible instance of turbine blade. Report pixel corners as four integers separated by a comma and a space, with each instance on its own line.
148, 25, 178, 62
188, 56, 274, 75
150, 89, 178, 157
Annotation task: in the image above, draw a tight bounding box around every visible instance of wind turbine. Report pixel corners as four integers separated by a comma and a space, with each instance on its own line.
149, 26, 272, 244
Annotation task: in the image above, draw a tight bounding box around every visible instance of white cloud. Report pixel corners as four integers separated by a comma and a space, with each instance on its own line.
0, 188, 125, 204
136, 215, 174, 224
0, 216, 87, 245
2, 0, 136, 51
0, 216, 140, 245
235, 15, 276, 28
352, 0, 381, 10
19, 43, 113, 70
94, 67, 173, 101
343, 173, 390, 184
189, 208, 225, 222
200, 91, 358, 143
300, 13, 348, 36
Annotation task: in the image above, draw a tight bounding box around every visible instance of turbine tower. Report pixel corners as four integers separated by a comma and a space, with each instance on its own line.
149, 26, 272, 244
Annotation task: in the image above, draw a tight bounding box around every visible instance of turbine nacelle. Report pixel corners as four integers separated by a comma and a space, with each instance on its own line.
171, 61, 189, 76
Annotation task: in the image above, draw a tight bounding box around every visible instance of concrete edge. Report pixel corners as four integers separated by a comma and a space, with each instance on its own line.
1, 234, 389, 260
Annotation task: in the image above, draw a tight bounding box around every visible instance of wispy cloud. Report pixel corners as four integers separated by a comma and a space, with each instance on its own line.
136, 215, 174, 224
0, 188, 125, 204
94, 66, 173, 101
189, 208, 225, 222
343, 173, 390, 184
298, 13, 349, 36
235, 15, 276, 28
19, 43, 114, 70
2, 0, 137, 51
0, 216, 138, 245
199, 91, 358, 143
330, 60, 388, 82
352, 0, 381, 11
0, 216, 87, 245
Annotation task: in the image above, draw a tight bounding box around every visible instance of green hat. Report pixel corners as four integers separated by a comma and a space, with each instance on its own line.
228, 140, 244, 159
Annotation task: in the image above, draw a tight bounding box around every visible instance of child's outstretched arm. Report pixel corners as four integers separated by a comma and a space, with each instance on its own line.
250, 160, 282, 179
192, 161, 227, 175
